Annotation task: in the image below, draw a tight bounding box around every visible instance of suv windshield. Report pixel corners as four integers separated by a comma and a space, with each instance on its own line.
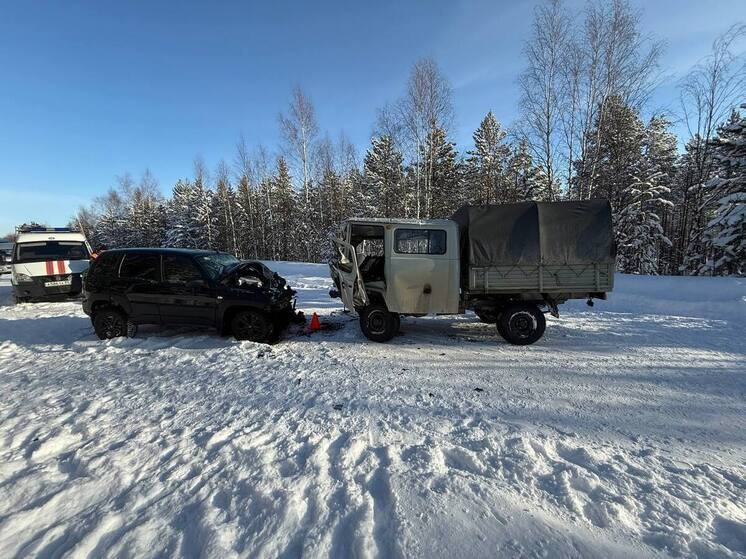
197, 253, 240, 280
15, 241, 89, 262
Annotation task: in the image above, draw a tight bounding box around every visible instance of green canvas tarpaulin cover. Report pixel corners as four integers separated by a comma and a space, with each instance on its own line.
452, 200, 615, 268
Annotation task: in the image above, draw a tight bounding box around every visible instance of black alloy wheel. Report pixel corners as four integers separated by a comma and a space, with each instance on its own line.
231, 309, 273, 342
93, 308, 128, 340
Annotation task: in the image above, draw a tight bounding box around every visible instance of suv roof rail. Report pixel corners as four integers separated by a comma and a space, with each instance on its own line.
16, 226, 80, 234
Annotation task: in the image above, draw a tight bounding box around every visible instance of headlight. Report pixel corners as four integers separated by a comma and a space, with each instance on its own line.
15, 273, 34, 283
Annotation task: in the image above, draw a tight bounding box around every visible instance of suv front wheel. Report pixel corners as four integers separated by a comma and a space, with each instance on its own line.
231, 309, 273, 342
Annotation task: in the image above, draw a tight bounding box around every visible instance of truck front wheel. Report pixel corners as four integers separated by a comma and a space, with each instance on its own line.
497, 303, 546, 345
360, 304, 397, 342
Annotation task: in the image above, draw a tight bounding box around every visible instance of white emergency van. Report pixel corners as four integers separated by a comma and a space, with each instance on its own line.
11, 227, 92, 302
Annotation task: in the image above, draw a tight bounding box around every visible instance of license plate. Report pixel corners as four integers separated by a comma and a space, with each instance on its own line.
45, 279, 72, 287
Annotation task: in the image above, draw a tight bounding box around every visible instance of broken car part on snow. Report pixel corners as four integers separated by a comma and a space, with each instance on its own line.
329, 200, 616, 345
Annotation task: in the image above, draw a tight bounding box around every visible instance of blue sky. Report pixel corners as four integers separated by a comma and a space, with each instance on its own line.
0, 0, 743, 234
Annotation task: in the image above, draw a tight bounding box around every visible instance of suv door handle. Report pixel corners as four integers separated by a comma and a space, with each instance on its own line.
423, 284, 432, 294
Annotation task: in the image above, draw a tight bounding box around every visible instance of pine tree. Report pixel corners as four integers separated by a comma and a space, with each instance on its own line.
615, 171, 673, 274
364, 136, 404, 217
574, 95, 646, 210
271, 157, 297, 261
423, 126, 461, 218
643, 116, 679, 274
506, 139, 543, 202
165, 180, 199, 248
699, 109, 746, 275
465, 112, 510, 204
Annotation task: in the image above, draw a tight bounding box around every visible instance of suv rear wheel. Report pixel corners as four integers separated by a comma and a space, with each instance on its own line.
497, 303, 546, 345
360, 304, 397, 342
231, 309, 273, 342
93, 308, 128, 340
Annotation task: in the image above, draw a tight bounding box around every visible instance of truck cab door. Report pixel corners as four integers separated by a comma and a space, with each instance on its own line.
330, 238, 368, 310
387, 225, 460, 315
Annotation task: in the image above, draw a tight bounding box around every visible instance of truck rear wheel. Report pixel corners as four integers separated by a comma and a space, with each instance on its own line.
360, 304, 397, 342
497, 303, 546, 345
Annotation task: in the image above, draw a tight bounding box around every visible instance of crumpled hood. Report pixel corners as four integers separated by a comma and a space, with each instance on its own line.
220, 261, 289, 290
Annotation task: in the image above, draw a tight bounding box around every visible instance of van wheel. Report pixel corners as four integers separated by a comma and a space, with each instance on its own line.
94, 308, 128, 340
497, 303, 546, 345
231, 309, 273, 342
360, 304, 397, 342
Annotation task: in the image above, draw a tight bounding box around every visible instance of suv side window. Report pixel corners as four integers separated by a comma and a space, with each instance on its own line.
119, 253, 160, 282
87, 252, 121, 285
394, 229, 447, 255
163, 255, 204, 284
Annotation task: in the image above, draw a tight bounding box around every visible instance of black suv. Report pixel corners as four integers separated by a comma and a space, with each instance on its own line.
82, 248, 301, 342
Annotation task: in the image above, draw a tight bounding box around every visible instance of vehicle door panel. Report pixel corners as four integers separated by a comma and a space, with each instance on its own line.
117, 253, 162, 324
160, 255, 217, 325
387, 227, 459, 314
330, 238, 368, 310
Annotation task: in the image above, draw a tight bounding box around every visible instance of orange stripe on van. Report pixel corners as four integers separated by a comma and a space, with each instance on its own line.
45, 260, 54, 275
57, 260, 65, 274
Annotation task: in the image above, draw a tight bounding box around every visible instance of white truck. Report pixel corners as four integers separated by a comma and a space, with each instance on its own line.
329, 200, 615, 345
11, 227, 92, 303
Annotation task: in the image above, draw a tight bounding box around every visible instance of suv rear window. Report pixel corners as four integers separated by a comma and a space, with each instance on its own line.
119, 253, 161, 282
15, 241, 89, 262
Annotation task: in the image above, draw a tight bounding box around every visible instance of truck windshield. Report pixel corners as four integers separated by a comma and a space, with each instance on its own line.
197, 253, 240, 280
15, 241, 89, 262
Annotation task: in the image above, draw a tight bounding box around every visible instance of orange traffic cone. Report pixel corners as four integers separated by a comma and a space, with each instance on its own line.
309, 312, 321, 332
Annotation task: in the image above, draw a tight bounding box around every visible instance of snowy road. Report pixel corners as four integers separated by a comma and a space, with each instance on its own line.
0, 265, 745, 558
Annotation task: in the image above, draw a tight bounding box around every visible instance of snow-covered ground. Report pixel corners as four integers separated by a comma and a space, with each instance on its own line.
0, 265, 744, 558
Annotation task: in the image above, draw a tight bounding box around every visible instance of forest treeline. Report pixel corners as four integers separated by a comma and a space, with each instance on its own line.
70, 0, 744, 275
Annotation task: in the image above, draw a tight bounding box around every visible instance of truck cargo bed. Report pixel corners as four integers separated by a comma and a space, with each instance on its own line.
469, 262, 614, 294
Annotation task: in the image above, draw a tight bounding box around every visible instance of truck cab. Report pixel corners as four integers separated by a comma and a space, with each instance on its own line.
330, 218, 460, 341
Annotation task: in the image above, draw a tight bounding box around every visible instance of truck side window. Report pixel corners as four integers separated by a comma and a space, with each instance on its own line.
394, 229, 447, 255
119, 253, 160, 282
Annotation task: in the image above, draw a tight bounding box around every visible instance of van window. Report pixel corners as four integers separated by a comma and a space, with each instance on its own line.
394, 229, 447, 255
15, 241, 89, 262
119, 253, 160, 282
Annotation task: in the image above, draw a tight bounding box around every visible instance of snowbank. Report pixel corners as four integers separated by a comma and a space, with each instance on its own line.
567, 273, 746, 324
0, 267, 744, 558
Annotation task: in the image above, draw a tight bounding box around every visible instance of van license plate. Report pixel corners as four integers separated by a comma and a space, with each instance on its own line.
45, 279, 72, 287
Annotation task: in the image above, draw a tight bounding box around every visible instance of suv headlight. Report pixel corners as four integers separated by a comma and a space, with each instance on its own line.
15, 273, 34, 283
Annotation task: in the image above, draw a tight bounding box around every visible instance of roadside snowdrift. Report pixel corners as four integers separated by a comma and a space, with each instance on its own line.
0, 268, 744, 558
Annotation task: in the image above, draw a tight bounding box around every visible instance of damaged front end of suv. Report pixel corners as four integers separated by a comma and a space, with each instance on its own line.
218, 261, 305, 340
